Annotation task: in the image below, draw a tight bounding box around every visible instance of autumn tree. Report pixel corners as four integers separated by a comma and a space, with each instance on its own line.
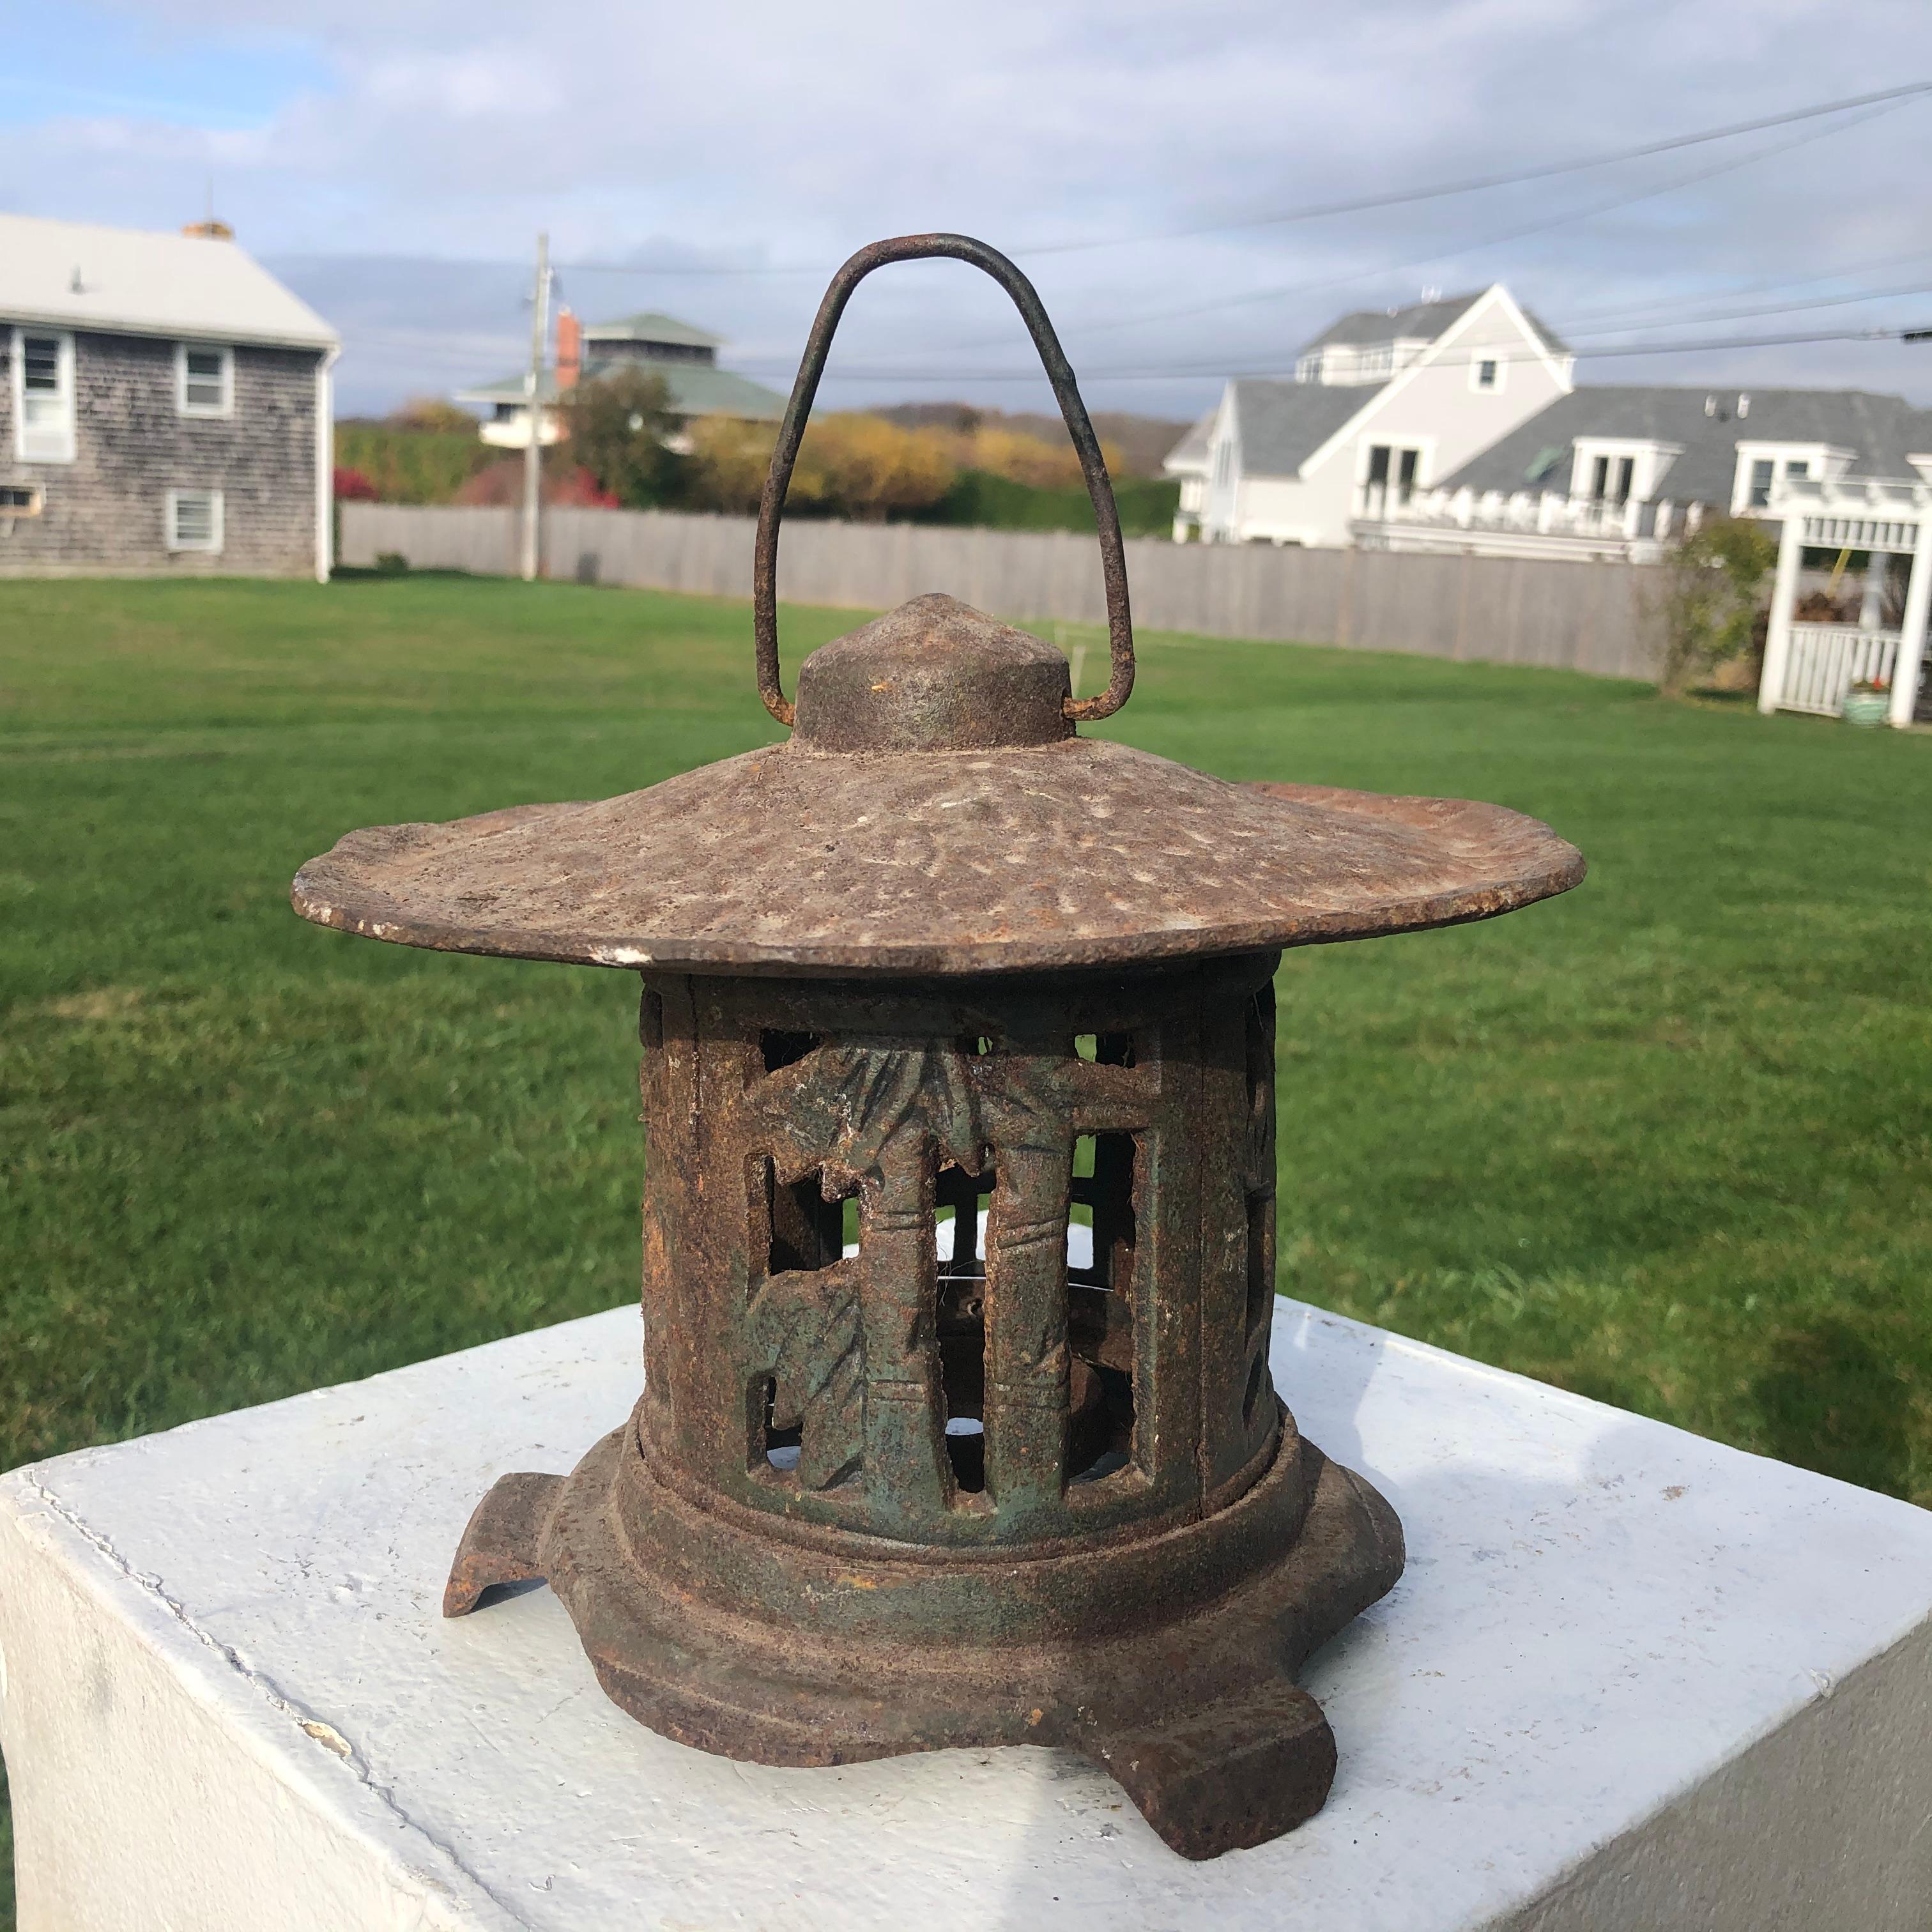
1653, 515, 1779, 696
687, 413, 956, 521
560, 367, 687, 509
387, 396, 480, 435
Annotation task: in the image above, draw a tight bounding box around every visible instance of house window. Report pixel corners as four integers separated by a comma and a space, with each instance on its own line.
13, 330, 76, 463
1747, 459, 1775, 509
1786, 459, 1809, 482
1363, 443, 1424, 515
1473, 357, 1501, 392
166, 489, 224, 553
0, 482, 42, 515
176, 343, 233, 417
1588, 456, 1634, 505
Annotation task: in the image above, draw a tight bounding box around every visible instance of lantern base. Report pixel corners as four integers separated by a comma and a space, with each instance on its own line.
444, 1403, 1403, 1861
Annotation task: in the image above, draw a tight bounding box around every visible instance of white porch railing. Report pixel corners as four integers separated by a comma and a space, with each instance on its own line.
1354, 488, 1650, 541
1778, 624, 1901, 717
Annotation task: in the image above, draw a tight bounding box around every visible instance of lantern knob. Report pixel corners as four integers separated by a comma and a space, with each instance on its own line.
790, 592, 1073, 753
755, 234, 1135, 731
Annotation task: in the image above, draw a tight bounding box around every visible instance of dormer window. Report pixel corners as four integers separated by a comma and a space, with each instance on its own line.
1732, 445, 1838, 516
1590, 455, 1634, 505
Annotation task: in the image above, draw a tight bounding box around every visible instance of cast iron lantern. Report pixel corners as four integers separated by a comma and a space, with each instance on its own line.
293, 236, 1583, 1861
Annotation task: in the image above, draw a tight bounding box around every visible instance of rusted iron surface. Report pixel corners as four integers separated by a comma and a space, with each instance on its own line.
445, 955, 1404, 1859
292, 232, 1586, 1863
291, 594, 1583, 978
755, 234, 1134, 728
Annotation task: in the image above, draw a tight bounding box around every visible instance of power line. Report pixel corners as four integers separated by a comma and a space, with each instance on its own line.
1011, 79, 1932, 258
285, 79, 1932, 286
1554, 245, 1932, 330
698, 323, 1932, 386
861, 93, 1917, 371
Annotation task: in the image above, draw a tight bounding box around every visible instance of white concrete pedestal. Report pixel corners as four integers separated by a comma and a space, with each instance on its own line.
4, 1301, 1931, 1930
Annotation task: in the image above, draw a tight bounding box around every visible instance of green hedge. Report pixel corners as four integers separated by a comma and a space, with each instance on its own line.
334, 424, 495, 505
917, 469, 1180, 537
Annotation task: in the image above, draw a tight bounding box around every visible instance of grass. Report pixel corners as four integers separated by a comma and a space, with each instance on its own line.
3, 573, 1930, 1916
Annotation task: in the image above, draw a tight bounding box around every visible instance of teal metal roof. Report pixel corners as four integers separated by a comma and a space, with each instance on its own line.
456, 356, 784, 422
581, 311, 722, 349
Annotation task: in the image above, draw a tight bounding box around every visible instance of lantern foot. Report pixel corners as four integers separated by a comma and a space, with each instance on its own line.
442, 1470, 560, 1616
1077, 1681, 1337, 1861
440, 1408, 1402, 1859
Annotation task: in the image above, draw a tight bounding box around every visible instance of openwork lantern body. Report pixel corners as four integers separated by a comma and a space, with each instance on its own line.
293, 237, 1583, 1862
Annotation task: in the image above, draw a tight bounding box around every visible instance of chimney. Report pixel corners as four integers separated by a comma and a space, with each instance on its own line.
556, 308, 582, 390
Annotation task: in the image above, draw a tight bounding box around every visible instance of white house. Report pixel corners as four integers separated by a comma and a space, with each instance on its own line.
1363, 385, 1932, 565
1165, 287, 1575, 548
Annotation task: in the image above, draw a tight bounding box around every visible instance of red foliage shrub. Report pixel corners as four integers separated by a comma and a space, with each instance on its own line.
454, 458, 617, 509
333, 465, 378, 501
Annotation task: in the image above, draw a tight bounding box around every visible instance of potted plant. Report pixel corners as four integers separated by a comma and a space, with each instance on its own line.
1843, 675, 1891, 726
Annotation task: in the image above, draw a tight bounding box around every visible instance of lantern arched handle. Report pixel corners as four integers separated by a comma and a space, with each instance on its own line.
754, 234, 1135, 728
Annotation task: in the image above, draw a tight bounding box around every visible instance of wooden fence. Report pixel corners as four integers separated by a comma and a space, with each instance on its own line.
340, 504, 1660, 682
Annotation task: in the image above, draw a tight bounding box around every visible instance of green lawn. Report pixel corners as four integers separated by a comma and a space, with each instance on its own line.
3, 573, 1930, 1918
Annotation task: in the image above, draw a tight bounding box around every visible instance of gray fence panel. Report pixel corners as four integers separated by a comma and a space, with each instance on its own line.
339, 504, 1660, 683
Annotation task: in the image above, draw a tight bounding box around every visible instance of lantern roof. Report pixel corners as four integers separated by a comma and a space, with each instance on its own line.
293, 234, 1581, 981
292, 590, 1581, 977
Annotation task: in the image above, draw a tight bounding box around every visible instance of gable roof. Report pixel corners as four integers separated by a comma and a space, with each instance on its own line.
0, 212, 336, 351
581, 312, 722, 348
1443, 386, 1932, 502
1162, 408, 1215, 476
1301, 289, 1569, 358
1227, 378, 1387, 477
457, 356, 784, 422
1301, 293, 1483, 353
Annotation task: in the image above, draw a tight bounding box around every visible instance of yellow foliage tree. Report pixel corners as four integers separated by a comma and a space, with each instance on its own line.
686, 414, 957, 521
942, 425, 1130, 491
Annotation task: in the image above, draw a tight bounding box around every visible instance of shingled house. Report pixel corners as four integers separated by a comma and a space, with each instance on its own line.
1, 212, 339, 579
456, 308, 784, 452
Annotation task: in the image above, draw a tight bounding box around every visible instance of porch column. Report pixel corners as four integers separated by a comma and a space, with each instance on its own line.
1888, 514, 1932, 728
1757, 509, 1807, 716
1859, 556, 1887, 630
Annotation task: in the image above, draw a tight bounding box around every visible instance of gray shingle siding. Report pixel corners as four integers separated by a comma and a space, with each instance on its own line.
0, 327, 322, 577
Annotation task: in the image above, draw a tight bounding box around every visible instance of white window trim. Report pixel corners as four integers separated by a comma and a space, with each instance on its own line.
176, 342, 234, 418
1570, 438, 1680, 505
13, 328, 76, 464
1730, 443, 1846, 516
166, 487, 225, 554
1354, 438, 1438, 488
1469, 354, 1506, 394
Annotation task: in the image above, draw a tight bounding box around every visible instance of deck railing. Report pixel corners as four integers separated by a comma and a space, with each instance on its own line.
1778, 624, 1901, 717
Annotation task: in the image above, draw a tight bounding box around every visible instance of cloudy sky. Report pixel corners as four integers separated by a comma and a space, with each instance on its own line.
7, 0, 1932, 424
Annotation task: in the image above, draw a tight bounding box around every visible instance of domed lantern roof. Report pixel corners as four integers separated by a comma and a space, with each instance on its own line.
293, 236, 1583, 1864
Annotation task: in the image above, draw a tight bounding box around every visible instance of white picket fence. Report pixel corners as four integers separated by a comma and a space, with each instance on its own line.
1777, 624, 1901, 717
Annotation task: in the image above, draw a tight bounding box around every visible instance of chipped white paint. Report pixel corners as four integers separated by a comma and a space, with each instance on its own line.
3, 1302, 1931, 1929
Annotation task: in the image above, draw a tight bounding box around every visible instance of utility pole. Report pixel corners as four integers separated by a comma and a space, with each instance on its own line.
520, 231, 552, 583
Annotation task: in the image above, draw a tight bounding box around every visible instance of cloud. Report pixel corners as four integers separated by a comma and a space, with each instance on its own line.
5, 0, 1932, 417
